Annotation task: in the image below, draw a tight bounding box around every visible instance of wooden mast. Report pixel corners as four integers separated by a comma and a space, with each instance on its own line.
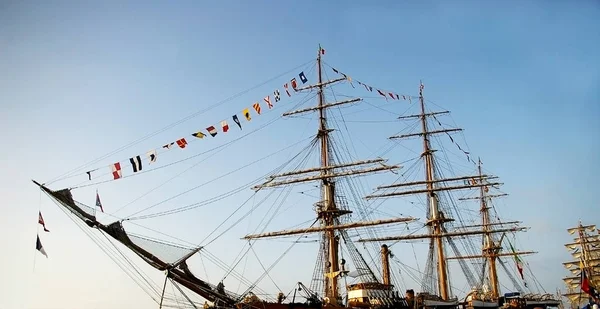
477, 159, 500, 299
361, 85, 536, 301
381, 244, 392, 286
418, 82, 450, 300
246, 46, 419, 304
315, 44, 342, 305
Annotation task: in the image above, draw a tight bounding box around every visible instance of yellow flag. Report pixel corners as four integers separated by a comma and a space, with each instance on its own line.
243, 108, 252, 121
192, 132, 205, 139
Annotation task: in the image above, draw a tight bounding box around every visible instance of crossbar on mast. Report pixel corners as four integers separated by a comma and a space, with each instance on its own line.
357, 226, 527, 242
253, 164, 400, 190
366, 182, 502, 199
243, 217, 417, 239
376, 174, 495, 190
390, 128, 463, 140
283, 98, 362, 117
294, 77, 347, 91
458, 193, 508, 200
267, 158, 386, 179
398, 111, 450, 120
446, 251, 536, 260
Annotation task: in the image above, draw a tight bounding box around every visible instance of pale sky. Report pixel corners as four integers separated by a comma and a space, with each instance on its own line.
1, 1, 599, 309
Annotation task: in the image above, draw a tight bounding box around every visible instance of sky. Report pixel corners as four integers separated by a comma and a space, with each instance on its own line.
1, 1, 599, 308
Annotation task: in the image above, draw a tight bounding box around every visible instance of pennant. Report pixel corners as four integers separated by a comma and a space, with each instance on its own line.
508, 241, 524, 280
207, 126, 218, 137
368, 86, 373, 92
388, 92, 396, 100
291, 78, 298, 90
299, 72, 308, 84
36, 235, 48, 258
283, 83, 291, 97
253, 103, 261, 115
86, 171, 92, 180
192, 132, 206, 139
274, 90, 280, 102
176, 138, 187, 149
38, 211, 49, 232
395, 94, 400, 100
377, 89, 387, 99
129, 155, 142, 173
362, 83, 370, 91
332, 68, 339, 74
320, 47, 325, 55
402, 95, 406, 100
111, 162, 122, 180
221, 120, 229, 133
232, 115, 242, 129
264, 96, 272, 109
163, 142, 174, 149
95, 189, 104, 213
147, 150, 157, 164
243, 108, 251, 121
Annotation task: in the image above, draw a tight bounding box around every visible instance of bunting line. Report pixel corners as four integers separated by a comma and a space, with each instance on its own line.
328, 66, 417, 102
75, 69, 311, 184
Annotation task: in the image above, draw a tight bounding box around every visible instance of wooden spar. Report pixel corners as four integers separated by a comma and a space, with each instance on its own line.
446, 250, 537, 260
293, 77, 347, 92
458, 193, 508, 200
267, 158, 386, 179
242, 217, 416, 239
283, 98, 362, 117
365, 182, 502, 199
357, 226, 528, 242
398, 111, 449, 120
389, 128, 463, 140
253, 164, 400, 190
376, 174, 496, 190
453, 221, 521, 229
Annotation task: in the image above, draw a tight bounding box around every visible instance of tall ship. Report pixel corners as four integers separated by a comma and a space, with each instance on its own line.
562, 223, 600, 309
33, 47, 558, 309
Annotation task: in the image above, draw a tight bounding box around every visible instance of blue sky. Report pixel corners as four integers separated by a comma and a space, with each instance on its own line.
1, 1, 599, 308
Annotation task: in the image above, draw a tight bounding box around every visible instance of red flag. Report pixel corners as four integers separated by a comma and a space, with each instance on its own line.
176, 138, 187, 149
38, 211, 49, 232
283, 83, 291, 97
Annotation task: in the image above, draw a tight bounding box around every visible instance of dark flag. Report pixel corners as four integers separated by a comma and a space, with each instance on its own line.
36, 235, 48, 258
232, 115, 242, 129
96, 190, 104, 213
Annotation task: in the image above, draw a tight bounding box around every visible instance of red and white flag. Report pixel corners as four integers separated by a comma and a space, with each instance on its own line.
283, 83, 291, 97
38, 211, 49, 232
111, 162, 122, 180
221, 120, 229, 133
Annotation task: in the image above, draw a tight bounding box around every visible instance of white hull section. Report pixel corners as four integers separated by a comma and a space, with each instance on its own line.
469, 300, 499, 308
423, 299, 460, 307
526, 300, 561, 307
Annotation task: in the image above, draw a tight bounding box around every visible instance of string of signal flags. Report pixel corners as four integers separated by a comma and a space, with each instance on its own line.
82, 70, 312, 183
76, 62, 470, 184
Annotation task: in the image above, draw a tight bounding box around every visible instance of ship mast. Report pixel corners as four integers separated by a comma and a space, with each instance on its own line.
418, 82, 450, 299
245, 46, 417, 304
316, 44, 342, 302
360, 84, 534, 300
477, 159, 499, 298
563, 223, 600, 306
